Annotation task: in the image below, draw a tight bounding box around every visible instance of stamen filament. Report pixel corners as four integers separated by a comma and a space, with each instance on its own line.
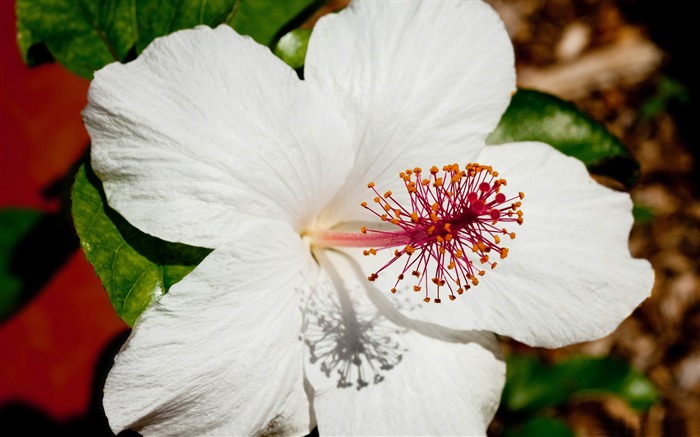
306, 229, 410, 249
310, 162, 524, 304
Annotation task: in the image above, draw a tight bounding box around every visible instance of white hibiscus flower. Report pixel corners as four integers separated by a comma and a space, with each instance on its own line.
83, 1, 653, 436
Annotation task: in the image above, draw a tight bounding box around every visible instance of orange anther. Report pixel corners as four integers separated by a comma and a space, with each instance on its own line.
359, 160, 522, 303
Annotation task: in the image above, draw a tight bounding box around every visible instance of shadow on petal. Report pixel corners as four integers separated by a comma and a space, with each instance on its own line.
304, 250, 417, 391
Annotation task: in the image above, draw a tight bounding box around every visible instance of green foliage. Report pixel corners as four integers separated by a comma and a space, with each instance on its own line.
488, 89, 640, 188
0, 209, 43, 319
641, 77, 691, 119
632, 204, 656, 225
503, 354, 659, 414
16, 0, 322, 78
504, 417, 576, 437
134, 0, 239, 53
16, 0, 137, 78
231, 0, 319, 47
274, 28, 312, 70
71, 163, 210, 326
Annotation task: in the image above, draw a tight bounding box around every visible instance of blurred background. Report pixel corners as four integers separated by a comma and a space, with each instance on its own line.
1, 0, 697, 435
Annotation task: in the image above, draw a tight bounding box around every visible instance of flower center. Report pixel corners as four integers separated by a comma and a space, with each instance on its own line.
307, 163, 524, 303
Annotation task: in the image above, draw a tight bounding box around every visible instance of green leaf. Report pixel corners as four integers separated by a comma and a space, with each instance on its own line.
502, 354, 570, 412
0, 209, 43, 319
71, 162, 210, 326
556, 356, 659, 411
504, 417, 576, 437
502, 354, 659, 414
16, 0, 324, 77
641, 77, 691, 119
16, 0, 136, 78
488, 89, 640, 188
274, 28, 311, 69
231, 0, 320, 47
632, 204, 655, 225
16, 13, 54, 67
134, 0, 238, 53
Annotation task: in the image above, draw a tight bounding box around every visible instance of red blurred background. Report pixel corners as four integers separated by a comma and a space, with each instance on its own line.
0, 0, 127, 427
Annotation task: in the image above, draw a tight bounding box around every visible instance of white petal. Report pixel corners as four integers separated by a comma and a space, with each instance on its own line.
85, 25, 353, 248
363, 142, 653, 348
306, 0, 515, 226
104, 219, 315, 436
304, 250, 504, 436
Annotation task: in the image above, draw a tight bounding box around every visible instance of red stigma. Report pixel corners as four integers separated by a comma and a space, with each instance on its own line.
361, 163, 524, 303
